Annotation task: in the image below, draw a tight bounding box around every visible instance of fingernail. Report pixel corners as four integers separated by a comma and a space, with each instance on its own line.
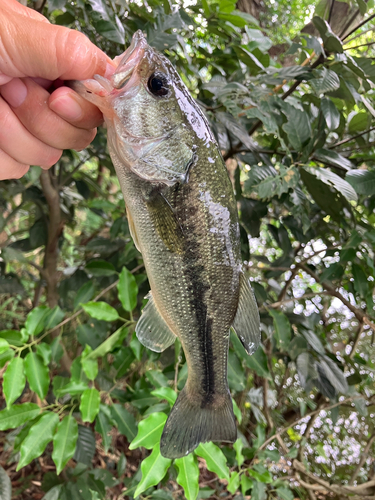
1, 78, 27, 107
49, 93, 83, 121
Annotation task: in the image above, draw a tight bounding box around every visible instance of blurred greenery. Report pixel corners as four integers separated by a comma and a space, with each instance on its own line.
1, 0, 375, 498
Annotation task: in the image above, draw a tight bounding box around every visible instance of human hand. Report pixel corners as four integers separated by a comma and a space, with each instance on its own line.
0, 0, 116, 180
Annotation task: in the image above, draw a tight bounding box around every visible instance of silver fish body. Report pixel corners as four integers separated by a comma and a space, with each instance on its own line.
72, 31, 260, 458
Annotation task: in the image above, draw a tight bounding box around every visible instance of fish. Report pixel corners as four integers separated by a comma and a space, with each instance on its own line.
72, 30, 260, 459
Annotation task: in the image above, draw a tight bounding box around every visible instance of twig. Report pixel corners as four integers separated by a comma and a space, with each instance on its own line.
342, 12, 375, 41
59, 160, 88, 188
344, 27, 375, 44
294, 458, 375, 496
299, 263, 375, 331
256, 396, 363, 454
44, 263, 144, 336
349, 432, 375, 484
344, 40, 375, 50
339, 8, 361, 40
329, 126, 375, 149
349, 322, 364, 359
328, 0, 335, 25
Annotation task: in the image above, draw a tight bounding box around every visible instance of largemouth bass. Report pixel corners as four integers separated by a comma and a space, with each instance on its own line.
73, 31, 260, 459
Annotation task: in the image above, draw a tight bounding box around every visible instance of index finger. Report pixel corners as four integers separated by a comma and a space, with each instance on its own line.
0, 8, 115, 81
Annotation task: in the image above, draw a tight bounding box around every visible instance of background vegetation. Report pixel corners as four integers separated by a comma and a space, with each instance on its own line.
1, 0, 375, 498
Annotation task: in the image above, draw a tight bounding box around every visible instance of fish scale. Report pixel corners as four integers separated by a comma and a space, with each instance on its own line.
72, 29, 260, 458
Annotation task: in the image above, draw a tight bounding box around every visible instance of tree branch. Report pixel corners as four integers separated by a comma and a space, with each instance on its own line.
40, 171, 64, 309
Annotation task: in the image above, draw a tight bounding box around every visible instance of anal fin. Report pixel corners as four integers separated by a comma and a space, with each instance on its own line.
232, 272, 260, 355
136, 292, 177, 352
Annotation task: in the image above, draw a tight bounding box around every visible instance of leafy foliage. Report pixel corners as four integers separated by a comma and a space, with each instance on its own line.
1, 0, 375, 498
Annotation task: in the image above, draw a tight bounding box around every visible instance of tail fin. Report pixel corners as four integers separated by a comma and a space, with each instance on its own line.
160, 388, 236, 459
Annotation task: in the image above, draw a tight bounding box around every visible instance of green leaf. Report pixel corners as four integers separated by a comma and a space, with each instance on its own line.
0, 330, 25, 347
352, 263, 369, 296
311, 68, 340, 94
195, 442, 230, 480
85, 260, 117, 277
321, 97, 340, 130
348, 112, 368, 133
117, 267, 138, 312
73, 425, 96, 466
241, 474, 254, 495
17, 412, 59, 470
25, 306, 49, 336
175, 454, 199, 500
248, 466, 272, 483
24, 352, 50, 400
134, 443, 172, 498
276, 486, 294, 500
81, 345, 98, 380
74, 281, 95, 311
151, 387, 177, 406
288, 336, 308, 360
227, 471, 240, 494
346, 170, 375, 196
232, 398, 242, 424
0, 339, 9, 355
44, 306, 65, 330
146, 370, 169, 388
319, 356, 348, 394
41, 485, 63, 500
251, 481, 267, 500
95, 408, 112, 453
0, 349, 14, 369
89, 326, 128, 360
82, 301, 119, 322
0, 465, 11, 500
281, 104, 311, 150
320, 262, 345, 282
245, 348, 271, 379
233, 438, 244, 467
313, 149, 354, 172
303, 166, 357, 201
52, 414, 79, 475
269, 309, 291, 350
36, 343, 52, 366
228, 351, 245, 391
3, 357, 25, 408
0, 403, 40, 431
80, 388, 100, 423
129, 412, 167, 450
110, 404, 137, 442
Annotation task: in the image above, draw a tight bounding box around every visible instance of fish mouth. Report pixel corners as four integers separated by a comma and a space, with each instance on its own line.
111, 30, 148, 90
70, 30, 149, 105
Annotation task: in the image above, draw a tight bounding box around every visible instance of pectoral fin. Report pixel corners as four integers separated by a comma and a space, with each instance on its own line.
136, 292, 177, 352
126, 208, 141, 252
144, 190, 184, 254
232, 273, 260, 355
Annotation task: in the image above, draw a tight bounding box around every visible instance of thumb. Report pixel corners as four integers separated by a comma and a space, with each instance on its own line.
0, 6, 113, 81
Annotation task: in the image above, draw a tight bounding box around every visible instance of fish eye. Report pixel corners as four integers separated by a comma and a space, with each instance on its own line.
147, 73, 169, 97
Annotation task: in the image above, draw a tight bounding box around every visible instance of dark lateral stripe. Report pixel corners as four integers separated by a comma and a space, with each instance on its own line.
169, 179, 216, 405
